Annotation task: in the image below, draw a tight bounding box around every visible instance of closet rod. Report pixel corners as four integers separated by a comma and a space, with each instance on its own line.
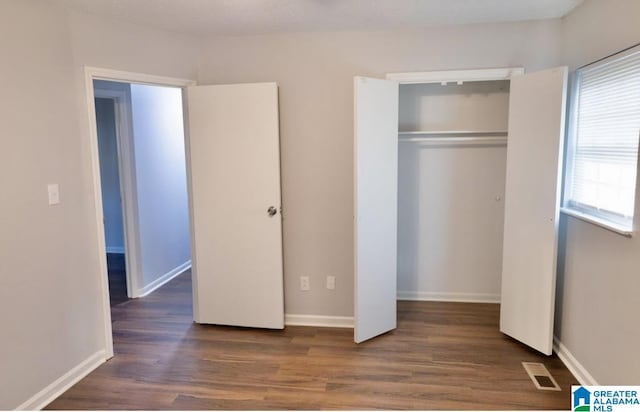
398, 136, 507, 146
398, 130, 508, 137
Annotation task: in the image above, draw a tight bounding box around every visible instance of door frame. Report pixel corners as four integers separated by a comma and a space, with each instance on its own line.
84, 67, 196, 358
386, 67, 525, 84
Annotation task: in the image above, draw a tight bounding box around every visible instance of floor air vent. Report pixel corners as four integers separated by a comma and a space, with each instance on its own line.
522, 362, 561, 391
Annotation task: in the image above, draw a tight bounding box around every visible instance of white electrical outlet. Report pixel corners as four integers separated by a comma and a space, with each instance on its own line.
300, 276, 310, 291
326, 276, 336, 290
47, 184, 60, 205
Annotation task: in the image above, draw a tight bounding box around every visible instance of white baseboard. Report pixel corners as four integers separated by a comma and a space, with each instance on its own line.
553, 336, 598, 386
137, 260, 191, 298
16, 350, 105, 410
285, 314, 354, 328
397, 291, 500, 303
106, 246, 125, 254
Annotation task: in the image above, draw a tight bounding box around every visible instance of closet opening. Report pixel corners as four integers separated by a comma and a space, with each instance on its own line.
397, 80, 511, 303
355, 66, 567, 354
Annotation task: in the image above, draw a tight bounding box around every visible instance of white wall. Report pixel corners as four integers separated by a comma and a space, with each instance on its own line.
398, 144, 507, 300
95, 97, 125, 253
554, 0, 640, 385
130, 84, 191, 290
198, 20, 562, 317
0, 1, 199, 409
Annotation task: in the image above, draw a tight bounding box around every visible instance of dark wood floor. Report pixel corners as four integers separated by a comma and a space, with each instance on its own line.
47, 272, 577, 410
107, 253, 129, 307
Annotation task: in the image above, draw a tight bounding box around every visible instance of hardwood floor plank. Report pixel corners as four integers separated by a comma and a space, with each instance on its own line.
46, 271, 578, 410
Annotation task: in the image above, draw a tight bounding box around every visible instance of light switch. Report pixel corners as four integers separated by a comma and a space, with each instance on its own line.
326, 276, 336, 290
47, 184, 60, 205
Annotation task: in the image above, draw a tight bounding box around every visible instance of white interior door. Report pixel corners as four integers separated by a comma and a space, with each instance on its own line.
354, 76, 399, 343
186, 82, 284, 329
500, 67, 568, 355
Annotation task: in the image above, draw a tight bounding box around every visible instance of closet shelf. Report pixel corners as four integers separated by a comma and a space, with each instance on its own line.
398, 130, 508, 146
398, 135, 507, 146
398, 130, 508, 137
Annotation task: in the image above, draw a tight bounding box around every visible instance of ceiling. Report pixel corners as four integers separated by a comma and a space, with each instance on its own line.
63, 0, 584, 37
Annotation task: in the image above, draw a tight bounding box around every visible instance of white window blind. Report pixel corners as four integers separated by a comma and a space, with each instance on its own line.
565, 45, 640, 231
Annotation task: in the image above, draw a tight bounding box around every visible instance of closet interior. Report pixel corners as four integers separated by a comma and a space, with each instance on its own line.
396, 79, 511, 301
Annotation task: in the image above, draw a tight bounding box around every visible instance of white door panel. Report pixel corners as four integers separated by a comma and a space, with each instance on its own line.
354, 76, 399, 343
500, 67, 568, 355
186, 83, 284, 329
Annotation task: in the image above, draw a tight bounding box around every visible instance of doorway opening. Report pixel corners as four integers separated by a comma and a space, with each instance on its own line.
94, 96, 129, 306
94, 79, 192, 303
86, 68, 196, 357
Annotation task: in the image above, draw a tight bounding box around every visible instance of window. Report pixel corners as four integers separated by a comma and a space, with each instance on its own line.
564, 45, 640, 234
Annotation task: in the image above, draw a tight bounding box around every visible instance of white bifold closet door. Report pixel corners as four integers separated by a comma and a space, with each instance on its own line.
353, 76, 399, 343
353, 68, 567, 351
186, 83, 284, 329
500, 67, 568, 355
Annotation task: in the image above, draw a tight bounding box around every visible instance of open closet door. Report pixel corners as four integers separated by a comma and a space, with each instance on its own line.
354, 76, 399, 343
186, 83, 284, 329
500, 67, 568, 355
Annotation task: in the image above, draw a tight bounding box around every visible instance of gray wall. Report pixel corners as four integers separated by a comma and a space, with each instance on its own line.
554, 0, 640, 385
198, 21, 562, 317
95, 97, 125, 253
0, 1, 199, 408
0, 1, 106, 408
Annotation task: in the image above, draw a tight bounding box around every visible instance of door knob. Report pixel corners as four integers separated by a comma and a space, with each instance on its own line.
267, 206, 277, 217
